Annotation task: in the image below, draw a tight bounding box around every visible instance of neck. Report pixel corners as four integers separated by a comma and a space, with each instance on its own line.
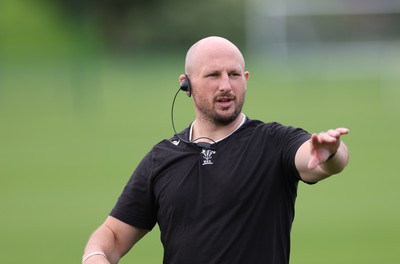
191, 113, 245, 143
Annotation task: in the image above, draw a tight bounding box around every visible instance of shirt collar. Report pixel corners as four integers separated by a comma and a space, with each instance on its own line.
189, 113, 247, 143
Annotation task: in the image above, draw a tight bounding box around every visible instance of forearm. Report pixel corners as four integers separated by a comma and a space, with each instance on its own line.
83, 216, 149, 264
296, 139, 350, 183
319, 142, 349, 176
83, 225, 120, 264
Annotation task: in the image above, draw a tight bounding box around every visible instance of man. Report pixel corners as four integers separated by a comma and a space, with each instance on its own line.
82, 36, 349, 264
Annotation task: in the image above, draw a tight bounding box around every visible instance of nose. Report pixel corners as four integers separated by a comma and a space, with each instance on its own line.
218, 73, 232, 93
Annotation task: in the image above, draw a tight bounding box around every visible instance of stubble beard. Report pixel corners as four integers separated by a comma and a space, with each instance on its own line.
198, 97, 245, 127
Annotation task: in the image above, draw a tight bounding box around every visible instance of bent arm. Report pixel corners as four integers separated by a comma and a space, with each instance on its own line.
83, 216, 149, 264
295, 128, 350, 183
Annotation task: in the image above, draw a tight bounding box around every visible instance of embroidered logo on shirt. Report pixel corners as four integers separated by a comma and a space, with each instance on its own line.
201, 149, 216, 165
171, 139, 180, 146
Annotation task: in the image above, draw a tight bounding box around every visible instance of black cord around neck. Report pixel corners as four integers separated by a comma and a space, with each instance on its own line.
170, 88, 216, 150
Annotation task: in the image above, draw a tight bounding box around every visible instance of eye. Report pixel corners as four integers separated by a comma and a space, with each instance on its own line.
229, 71, 241, 77
206, 72, 219, 78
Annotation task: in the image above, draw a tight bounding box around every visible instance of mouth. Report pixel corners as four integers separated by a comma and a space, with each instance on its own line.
216, 97, 235, 108
217, 98, 233, 103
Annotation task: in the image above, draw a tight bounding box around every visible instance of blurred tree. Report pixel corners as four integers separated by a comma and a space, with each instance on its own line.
46, 0, 246, 54
0, 0, 101, 59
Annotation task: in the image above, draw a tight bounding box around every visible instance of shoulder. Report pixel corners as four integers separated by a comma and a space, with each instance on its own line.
241, 118, 310, 148
244, 118, 303, 136
153, 127, 194, 154
144, 130, 198, 168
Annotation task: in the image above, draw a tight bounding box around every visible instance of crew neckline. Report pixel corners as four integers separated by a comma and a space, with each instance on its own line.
189, 113, 247, 144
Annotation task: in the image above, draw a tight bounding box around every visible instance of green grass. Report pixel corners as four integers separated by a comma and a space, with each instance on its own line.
1, 54, 399, 263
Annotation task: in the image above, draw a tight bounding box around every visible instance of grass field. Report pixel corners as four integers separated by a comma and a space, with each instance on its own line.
1, 53, 399, 263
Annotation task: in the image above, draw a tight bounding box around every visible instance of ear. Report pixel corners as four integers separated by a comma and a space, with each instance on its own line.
244, 71, 250, 91
179, 74, 186, 83
244, 71, 250, 81
179, 74, 192, 97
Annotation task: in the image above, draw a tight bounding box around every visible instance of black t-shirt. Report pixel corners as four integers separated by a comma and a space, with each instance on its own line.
110, 118, 311, 264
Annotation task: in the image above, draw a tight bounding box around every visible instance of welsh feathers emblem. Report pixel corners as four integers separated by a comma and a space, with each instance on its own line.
201, 149, 216, 165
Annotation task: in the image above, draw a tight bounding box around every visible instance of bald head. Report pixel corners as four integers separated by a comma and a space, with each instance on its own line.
184, 36, 246, 76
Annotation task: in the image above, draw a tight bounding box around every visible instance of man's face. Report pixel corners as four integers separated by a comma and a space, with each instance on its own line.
189, 45, 249, 126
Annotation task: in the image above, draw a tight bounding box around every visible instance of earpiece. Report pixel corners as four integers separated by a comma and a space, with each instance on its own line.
171, 74, 216, 150
180, 74, 192, 97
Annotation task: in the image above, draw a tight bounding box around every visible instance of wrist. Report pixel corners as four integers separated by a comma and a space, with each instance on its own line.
82, 251, 107, 264
326, 151, 337, 161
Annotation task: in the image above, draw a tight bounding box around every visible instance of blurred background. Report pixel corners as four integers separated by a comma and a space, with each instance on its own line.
1, 0, 399, 263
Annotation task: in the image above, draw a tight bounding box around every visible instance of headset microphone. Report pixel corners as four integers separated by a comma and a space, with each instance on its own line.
171, 75, 216, 150
179, 74, 192, 97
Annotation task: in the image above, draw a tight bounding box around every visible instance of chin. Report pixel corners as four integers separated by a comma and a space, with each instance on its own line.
213, 111, 241, 126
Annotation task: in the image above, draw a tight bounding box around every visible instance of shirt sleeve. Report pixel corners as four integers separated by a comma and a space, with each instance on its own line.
270, 123, 311, 182
109, 150, 158, 231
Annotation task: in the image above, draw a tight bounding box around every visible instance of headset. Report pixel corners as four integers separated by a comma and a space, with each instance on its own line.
179, 74, 192, 97
171, 74, 216, 150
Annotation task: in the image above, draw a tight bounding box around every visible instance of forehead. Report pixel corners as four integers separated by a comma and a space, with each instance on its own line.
187, 40, 245, 75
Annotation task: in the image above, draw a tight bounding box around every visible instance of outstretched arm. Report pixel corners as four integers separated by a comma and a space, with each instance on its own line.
295, 128, 350, 183
82, 216, 148, 264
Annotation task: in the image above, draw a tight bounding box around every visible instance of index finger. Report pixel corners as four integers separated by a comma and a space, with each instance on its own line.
335, 127, 350, 135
